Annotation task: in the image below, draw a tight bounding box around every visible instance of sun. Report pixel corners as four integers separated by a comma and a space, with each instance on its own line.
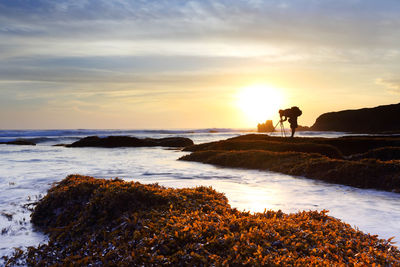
237, 84, 283, 125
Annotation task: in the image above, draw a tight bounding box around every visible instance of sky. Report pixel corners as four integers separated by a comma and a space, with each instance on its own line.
0, 0, 399, 129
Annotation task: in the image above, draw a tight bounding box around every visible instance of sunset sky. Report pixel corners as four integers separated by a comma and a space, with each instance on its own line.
1, 0, 399, 129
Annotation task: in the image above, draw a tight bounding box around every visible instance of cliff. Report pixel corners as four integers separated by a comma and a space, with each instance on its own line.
310, 103, 400, 133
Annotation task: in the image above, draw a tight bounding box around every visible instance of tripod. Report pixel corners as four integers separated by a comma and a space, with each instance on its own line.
279, 120, 286, 137
273, 120, 286, 137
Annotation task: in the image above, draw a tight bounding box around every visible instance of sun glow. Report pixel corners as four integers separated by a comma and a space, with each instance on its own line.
237, 85, 283, 125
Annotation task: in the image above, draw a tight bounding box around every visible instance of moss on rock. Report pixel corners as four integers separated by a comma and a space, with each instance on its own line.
184, 139, 343, 159
181, 150, 400, 192
225, 134, 400, 156
181, 134, 400, 192
350, 147, 400, 161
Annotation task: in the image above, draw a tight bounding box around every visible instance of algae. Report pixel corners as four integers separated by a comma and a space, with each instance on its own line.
3, 175, 400, 266
181, 134, 400, 192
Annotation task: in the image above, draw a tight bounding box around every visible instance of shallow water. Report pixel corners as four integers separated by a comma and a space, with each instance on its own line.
0, 129, 399, 258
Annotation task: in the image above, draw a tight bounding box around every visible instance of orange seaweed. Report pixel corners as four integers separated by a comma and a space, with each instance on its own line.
3, 175, 399, 266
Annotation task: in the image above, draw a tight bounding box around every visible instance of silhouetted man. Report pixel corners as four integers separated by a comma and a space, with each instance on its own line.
279, 106, 302, 137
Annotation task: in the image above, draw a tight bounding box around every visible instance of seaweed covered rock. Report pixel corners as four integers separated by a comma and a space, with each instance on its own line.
5, 175, 400, 266
226, 134, 400, 156
350, 147, 400, 161
319, 136, 400, 156
180, 135, 400, 192
184, 139, 343, 159
180, 150, 400, 192
66, 136, 193, 148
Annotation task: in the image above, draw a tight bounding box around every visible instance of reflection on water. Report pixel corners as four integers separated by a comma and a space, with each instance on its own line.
1, 132, 400, 257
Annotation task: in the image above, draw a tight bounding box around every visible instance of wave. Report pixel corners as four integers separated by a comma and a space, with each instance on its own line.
0, 128, 243, 140
0, 137, 81, 144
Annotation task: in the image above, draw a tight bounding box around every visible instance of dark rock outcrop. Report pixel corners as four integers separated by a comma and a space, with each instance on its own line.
296, 125, 311, 131
66, 136, 194, 148
219, 134, 400, 156
180, 134, 400, 192
0, 139, 36, 146
349, 147, 400, 161
53, 144, 68, 147
181, 149, 400, 193
310, 103, 400, 133
184, 137, 344, 159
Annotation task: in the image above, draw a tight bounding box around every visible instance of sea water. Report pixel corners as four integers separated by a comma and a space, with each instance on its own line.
0, 129, 399, 259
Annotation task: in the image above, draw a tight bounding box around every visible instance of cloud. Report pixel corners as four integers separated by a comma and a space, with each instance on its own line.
0, 54, 261, 86
1, 0, 400, 128
2, 0, 400, 54
376, 76, 400, 94
1, 0, 400, 73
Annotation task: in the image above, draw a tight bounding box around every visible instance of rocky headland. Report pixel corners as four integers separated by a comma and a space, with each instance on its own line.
310, 103, 400, 133
4, 175, 399, 266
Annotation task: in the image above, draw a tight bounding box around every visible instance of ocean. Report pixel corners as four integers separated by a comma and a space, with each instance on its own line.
1, 129, 400, 258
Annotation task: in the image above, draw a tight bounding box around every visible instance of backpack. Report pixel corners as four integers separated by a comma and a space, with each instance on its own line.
290, 106, 302, 117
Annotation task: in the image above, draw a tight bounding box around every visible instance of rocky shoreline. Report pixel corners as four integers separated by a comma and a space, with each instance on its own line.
4, 175, 399, 266
180, 134, 400, 192
0, 135, 194, 148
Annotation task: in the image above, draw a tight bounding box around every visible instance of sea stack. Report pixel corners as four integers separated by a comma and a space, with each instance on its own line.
257, 120, 275, 132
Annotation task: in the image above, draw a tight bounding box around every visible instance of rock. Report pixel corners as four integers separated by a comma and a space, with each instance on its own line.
180, 134, 400, 192
257, 120, 275, 132
184, 136, 344, 158
296, 125, 311, 131
153, 137, 194, 147
349, 147, 400, 161
0, 139, 36, 146
16, 175, 400, 266
66, 136, 194, 148
310, 103, 400, 133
